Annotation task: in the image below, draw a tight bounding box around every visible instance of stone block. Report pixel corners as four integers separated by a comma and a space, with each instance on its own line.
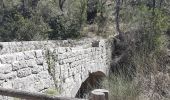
58, 47, 66, 54
35, 50, 43, 58
15, 52, 25, 61
12, 61, 28, 71
0, 74, 5, 80
17, 68, 32, 78
5, 71, 17, 80
0, 80, 4, 86
24, 51, 35, 60
26, 59, 37, 68
0, 64, 12, 74
32, 65, 43, 74
13, 76, 35, 91
57, 54, 63, 60
2, 81, 13, 89
34, 81, 45, 91
59, 60, 64, 65
37, 71, 51, 79
36, 58, 44, 65
0, 54, 16, 64
43, 62, 49, 71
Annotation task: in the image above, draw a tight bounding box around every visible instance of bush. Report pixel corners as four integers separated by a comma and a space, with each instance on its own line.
0, 0, 88, 41
48, 0, 87, 40
0, 6, 50, 41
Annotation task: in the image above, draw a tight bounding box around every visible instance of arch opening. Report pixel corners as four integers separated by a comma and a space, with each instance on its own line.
75, 71, 106, 99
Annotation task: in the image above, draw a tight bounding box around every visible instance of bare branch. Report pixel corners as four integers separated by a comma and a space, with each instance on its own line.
59, 0, 66, 11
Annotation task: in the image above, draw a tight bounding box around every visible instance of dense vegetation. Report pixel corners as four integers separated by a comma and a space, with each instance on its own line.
0, 0, 113, 41
0, 0, 84, 41
103, 0, 170, 100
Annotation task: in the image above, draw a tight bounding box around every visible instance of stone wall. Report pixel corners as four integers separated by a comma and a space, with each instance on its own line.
0, 38, 113, 99
0, 38, 95, 55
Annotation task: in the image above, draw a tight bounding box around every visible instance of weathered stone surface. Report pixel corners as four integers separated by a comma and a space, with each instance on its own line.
26, 59, 37, 68
15, 52, 25, 61
0, 54, 16, 64
32, 65, 43, 74
0, 38, 94, 55
23, 51, 35, 60
36, 58, 44, 65
0, 64, 12, 74
0, 38, 112, 99
12, 61, 28, 71
0, 74, 5, 80
35, 50, 43, 58
43, 62, 48, 71
17, 68, 32, 78
2, 81, 13, 89
13, 75, 37, 92
57, 47, 67, 54
5, 71, 17, 80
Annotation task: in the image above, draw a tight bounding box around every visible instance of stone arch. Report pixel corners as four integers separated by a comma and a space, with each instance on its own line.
75, 71, 106, 98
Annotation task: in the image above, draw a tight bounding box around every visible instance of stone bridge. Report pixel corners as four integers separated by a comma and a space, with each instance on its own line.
0, 38, 113, 99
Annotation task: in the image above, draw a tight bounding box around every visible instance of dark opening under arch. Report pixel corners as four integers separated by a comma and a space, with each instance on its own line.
75, 71, 106, 99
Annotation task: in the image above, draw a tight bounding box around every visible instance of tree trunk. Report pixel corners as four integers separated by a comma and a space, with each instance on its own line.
152, 0, 156, 15
159, 0, 163, 8
115, 0, 121, 36
59, 0, 66, 11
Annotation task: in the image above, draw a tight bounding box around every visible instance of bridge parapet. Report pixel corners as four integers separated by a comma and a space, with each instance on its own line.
0, 38, 95, 55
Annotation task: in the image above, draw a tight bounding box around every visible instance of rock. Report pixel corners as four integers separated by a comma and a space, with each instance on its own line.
36, 58, 44, 65
17, 68, 32, 78
32, 65, 43, 74
26, 59, 37, 68
5, 71, 17, 80
15, 52, 25, 61
2, 81, 13, 89
0, 74, 5, 80
58, 47, 67, 54
0, 54, 16, 64
0, 64, 12, 74
12, 61, 28, 71
23, 51, 35, 60
35, 50, 43, 58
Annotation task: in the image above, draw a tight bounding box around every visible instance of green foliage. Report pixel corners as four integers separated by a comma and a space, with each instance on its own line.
0, 8, 49, 41
48, 15, 82, 40
95, 0, 108, 33
86, 0, 114, 37
120, 2, 170, 54
0, 0, 88, 41
0, 0, 50, 42
15, 14, 50, 41
48, 0, 87, 40
137, 5, 169, 53
111, 1, 170, 99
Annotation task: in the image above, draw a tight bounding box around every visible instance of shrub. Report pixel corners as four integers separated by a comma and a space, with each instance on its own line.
0, 7, 50, 41
48, 0, 87, 40
102, 74, 140, 100
0, 0, 88, 41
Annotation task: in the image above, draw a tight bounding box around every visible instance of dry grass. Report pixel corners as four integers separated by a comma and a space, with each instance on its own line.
102, 74, 140, 100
